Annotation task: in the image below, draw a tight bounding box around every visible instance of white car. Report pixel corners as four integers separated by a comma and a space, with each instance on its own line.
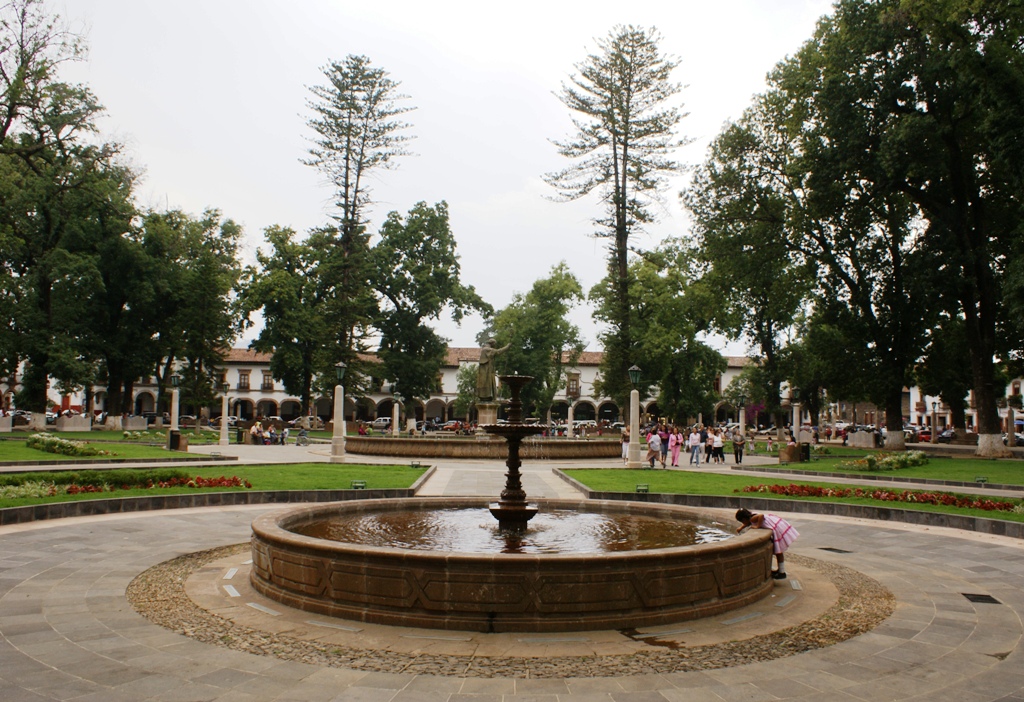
370, 417, 392, 429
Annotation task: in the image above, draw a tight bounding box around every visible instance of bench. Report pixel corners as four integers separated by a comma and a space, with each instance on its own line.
410, 460, 422, 469
210, 452, 221, 459
975, 476, 988, 484
350, 480, 367, 489
635, 484, 649, 493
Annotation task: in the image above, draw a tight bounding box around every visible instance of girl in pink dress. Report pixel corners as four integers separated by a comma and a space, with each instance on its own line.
735, 508, 799, 579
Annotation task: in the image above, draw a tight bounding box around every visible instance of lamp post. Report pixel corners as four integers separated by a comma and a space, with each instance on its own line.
627, 365, 642, 469
219, 382, 230, 447
931, 401, 938, 444
170, 374, 180, 431
331, 362, 346, 463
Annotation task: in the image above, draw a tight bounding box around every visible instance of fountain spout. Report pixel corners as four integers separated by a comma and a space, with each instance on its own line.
485, 374, 544, 531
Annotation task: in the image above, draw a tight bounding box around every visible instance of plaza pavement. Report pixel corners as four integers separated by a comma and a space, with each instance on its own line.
0, 443, 1022, 700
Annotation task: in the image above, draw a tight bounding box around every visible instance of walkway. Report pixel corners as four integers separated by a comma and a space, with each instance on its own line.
1, 445, 1023, 700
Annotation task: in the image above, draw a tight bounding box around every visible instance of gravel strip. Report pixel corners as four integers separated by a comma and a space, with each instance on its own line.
127, 545, 894, 678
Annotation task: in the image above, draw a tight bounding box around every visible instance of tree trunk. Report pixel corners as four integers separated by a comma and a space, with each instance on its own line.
883, 393, 906, 451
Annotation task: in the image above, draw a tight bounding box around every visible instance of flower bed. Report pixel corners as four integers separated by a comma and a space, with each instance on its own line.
841, 450, 928, 471
27, 433, 115, 457
739, 483, 1023, 513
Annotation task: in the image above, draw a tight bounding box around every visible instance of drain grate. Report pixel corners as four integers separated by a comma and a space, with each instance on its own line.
819, 547, 853, 553
962, 593, 1002, 604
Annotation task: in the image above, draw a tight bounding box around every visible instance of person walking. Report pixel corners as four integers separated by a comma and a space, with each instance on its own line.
712, 428, 725, 463
658, 424, 670, 468
645, 429, 662, 469
621, 427, 630, 465
732, 430, 746, 464
688, 427, 702, 465
668, 426, 683, 467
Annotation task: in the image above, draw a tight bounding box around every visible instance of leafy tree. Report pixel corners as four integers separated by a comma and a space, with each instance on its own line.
914, 317, 974, 436
683, 104, 811, 437
546, 25, 688, 415
0, 0, 139, 411
371, 201, 490, 402
491, 262, 585, 421
453, 364, 477, 419
592, 245, 724, 425
775, 0, 1024, 454
305, 54, 414, 240
237, 226, 326, 415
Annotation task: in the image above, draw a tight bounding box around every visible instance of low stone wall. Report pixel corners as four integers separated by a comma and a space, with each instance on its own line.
55, 416, 92, 431
122, 417, 148, 431
847, 431, 878, 449
345, 436, 621, 459
0, 416, 10, 433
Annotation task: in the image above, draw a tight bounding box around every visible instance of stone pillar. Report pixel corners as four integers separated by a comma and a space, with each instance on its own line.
391, 402, 400, 437
219, 395, 229, 446
170, 389, 179, 431
627, 389, 642, 469
566, 404, 575, 439
331, 384, 345, 463
738, 403, 746, 436
1008, 407, 1016, 447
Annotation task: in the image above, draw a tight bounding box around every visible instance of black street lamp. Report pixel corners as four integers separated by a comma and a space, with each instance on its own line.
335, 362, 346, 383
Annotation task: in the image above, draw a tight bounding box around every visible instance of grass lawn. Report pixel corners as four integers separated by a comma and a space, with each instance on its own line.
0, 463, 427, 509
565, 468, 1024, 523
0, 437, 186, 461
766, 454, 1024, 486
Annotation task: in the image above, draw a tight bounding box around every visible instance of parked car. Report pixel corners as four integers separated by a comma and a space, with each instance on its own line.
370, 417, 392, 430
916, 428, 932, 442
936, 428, 957, 443
1002, 432, 1023, 446
178, 414, 198, 426
211, 415, 239, 427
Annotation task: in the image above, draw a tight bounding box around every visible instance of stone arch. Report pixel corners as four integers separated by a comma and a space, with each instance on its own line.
313, 396, 331, 419
597, 401, 620, 424
134, 391, 156, 415
256, 399, 278, 418
571, 400, 596, 421
233, 399, 254, 420
550, 400, 569, 422
424, 398, 447, 422
280, 400, 302, 421
355, 397, 375, 421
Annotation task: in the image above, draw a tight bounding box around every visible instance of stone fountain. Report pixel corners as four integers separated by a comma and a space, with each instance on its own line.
483, 374, 545, 531
249, 369, 775, 632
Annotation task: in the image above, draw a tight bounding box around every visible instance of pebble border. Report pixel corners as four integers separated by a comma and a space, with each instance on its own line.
126, 544, 894, 679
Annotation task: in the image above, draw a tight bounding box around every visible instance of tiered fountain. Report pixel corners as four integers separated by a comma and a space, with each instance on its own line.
483, 374, 544, 531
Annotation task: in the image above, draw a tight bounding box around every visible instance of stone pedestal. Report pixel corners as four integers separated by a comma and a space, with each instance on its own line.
477, 402, 498, 429
0, 416, 11, 433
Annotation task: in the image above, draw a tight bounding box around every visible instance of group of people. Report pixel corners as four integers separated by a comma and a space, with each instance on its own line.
622, 424, 749, 468
248, 420, 289, 445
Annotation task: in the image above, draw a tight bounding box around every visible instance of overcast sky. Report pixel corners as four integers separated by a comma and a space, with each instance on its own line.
60, 0, 834, 353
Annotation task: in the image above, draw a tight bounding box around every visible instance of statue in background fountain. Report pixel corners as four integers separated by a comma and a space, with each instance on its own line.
475, 338, 510, 402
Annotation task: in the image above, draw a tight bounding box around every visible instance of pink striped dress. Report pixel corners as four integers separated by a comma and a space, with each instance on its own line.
761, 514, 799, 554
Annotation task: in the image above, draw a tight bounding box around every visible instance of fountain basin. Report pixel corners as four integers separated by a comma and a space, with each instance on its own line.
250, 497, 774, 632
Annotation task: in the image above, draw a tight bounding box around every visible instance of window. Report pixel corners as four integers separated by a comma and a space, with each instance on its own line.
567, 373, 580, 399
261, 372, 274, 391
238, 371, 250, 390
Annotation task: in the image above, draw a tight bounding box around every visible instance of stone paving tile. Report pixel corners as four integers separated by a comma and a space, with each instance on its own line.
3, 483, 1024, 701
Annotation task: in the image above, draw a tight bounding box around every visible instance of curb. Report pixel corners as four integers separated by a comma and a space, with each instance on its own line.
553, 469, 1024, 540
0, 465, 436, 526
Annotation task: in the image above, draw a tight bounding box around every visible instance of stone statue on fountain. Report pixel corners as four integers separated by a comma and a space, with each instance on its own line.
475, 338, 509, 429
